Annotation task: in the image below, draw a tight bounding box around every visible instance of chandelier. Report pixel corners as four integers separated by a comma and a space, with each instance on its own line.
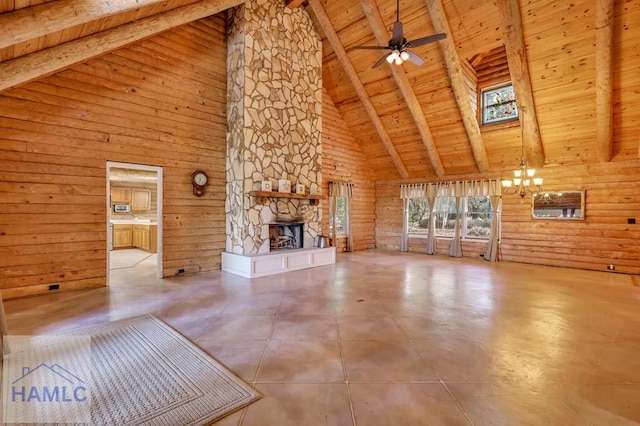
501, 127, 543, 198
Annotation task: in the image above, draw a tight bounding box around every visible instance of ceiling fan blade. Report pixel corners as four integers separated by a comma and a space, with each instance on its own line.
391, 21, 404, 45
406, 32, 447, 48
353, 45, 391, 50
373, 53, 390, 68
405, 50, 425, 66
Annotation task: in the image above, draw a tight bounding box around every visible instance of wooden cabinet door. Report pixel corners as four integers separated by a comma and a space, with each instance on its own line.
111, 187, 131, 203
133, 225, 150, 250
113, 225, 133, 248
132, 189, 151, 211
148, 225, 157, 253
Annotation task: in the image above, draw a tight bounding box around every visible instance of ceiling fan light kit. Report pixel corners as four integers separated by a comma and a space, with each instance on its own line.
355, 0, 446, 68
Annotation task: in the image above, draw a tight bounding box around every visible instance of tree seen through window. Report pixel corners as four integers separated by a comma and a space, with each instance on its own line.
407, 196, 491, 239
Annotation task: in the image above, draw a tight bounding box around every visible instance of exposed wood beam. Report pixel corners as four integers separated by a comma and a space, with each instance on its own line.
285, 0, 305, 9
0, 0, 244, 92
307, 0, 409, 179
595, 0, 614, 162
359, 0, 445, 177
470, 51, 489, 68
0, 0, 187, 51
496, 0, 545, 168
424, 0, 490, 173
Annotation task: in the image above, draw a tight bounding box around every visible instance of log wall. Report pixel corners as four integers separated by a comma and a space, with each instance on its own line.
321, 88, 376, 252
0, 16, 228, 298
376, 159, 640, 275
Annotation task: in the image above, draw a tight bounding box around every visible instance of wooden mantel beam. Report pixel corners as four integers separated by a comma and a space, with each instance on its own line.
496, 0, 545, 168
308, 0, 409, 179
0, 0, 244, 92
359, 0, 446, 177
595, 0, 614, 162
424, 0, 490, 173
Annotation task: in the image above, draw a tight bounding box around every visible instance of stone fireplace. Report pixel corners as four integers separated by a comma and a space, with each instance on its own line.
221, 0, 335, 277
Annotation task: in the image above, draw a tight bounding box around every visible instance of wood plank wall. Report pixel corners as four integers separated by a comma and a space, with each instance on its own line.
0, 16, 228, 298
376, 159, 640, 275
321, 88, 376, 252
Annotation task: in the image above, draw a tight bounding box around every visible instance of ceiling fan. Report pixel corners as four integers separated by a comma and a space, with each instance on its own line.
354, 0, 446, 68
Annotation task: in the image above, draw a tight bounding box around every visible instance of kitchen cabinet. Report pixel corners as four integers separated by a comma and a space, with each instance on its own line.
113, 225, 133, 248
111, 188, 131, 203
113, 223, 157, 252
132, 189, 151, 211
133, 224, 157, 252
132, 225, 147, 249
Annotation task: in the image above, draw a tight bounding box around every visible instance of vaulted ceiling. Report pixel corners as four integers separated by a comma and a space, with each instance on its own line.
1, 0, 638, 181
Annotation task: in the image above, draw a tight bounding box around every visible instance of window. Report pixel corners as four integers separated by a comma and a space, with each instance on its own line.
481, 83, 518, 125
330, 196, 346, 234
405, 196, 491, 240
434, 197, 457, 237
407, 198, 430, 234
464, 196, 491, 239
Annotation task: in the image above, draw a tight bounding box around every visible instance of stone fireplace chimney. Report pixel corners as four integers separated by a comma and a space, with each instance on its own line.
225, 0, 323, 255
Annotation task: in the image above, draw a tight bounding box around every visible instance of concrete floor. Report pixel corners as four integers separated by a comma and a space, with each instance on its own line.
3, 250, 640, 425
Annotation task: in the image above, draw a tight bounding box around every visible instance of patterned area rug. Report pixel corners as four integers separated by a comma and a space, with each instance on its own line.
2, 315, 260, 425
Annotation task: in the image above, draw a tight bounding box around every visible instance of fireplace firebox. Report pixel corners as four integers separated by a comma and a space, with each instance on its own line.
269, 222, 304, 251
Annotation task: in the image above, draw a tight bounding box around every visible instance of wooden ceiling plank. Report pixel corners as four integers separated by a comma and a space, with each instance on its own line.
0, 0, 15, 14
0, 0, 243, 92
424, 0, 490, 173
308, 0, 409, 179
595, 0, 613, 162
496, 0, 545, 168
359, 0, 445, 177
0, 0, 186, 51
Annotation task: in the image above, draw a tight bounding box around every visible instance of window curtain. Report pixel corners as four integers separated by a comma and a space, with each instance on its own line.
425, 184, 438, 254
445, 180, 498, 258
329, 181, 354, 252
484, 180, 502, 262
400, 183, 430, 253
401, 179, 500, 258
445, 182, 464, 258
401, 198, 409, 252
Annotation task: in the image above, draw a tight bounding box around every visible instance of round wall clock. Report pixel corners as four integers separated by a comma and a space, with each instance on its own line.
191, 170, 208, 197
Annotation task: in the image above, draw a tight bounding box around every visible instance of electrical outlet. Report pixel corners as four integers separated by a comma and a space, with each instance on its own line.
607, 264, 615, 271
49, 284, 59, 290
178, 268, 185, 274
628, 218, 636, 224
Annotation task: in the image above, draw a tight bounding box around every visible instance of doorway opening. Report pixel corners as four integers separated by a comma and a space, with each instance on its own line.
106, 162, 163, 284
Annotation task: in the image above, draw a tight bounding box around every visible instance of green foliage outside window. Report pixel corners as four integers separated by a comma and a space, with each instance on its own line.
407, 196, 491, 239
330, 196, 346, 233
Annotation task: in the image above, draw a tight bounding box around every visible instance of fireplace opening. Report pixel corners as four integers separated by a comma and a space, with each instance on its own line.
269, 222, 304, 251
